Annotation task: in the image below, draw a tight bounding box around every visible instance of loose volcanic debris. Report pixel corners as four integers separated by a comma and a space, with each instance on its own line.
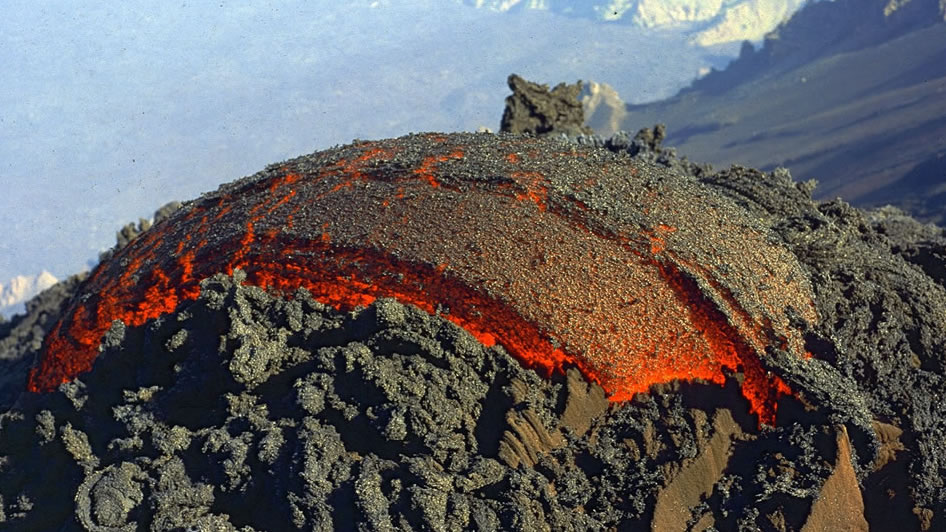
28, 132, 818, 425
5, 275, 794, 531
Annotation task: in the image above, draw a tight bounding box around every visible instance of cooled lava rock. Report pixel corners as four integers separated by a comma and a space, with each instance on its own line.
1, 131, 945, 531
500, 74, 593, 137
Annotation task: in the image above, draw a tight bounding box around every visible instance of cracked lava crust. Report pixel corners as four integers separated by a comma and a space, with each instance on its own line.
28, 132, 818, 424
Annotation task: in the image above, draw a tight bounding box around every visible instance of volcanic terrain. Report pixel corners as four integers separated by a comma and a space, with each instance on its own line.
1, 86, 945, 530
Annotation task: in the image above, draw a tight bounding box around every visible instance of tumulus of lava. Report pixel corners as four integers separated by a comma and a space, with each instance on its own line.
1, 79, 945, 531
29, 131, 817, 426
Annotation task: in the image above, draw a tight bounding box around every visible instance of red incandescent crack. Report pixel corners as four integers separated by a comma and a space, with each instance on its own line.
28, 132, 818, 424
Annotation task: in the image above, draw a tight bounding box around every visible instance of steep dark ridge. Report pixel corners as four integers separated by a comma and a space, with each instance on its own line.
613, 0, 946, 221
686, 0, 946, 95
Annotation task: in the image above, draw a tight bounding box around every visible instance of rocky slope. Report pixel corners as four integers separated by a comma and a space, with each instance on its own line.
862, 152, 946, 225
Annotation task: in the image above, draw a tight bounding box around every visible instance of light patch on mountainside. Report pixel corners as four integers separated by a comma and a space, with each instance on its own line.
0, 271, 58, 318
629, 0, 724, 27
884, 0, 946, 18
463, 0, 818, 44
469, 0, 551, 10
692, 0, 809, 46
594, 0, 638, 21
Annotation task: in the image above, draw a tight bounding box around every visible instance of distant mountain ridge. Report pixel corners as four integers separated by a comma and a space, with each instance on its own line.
601, 0, 946, 224
689, 0, 946, 93
461, 0, 814, 45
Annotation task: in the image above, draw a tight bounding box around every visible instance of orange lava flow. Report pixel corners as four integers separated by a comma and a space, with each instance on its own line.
28, 133, 818, 426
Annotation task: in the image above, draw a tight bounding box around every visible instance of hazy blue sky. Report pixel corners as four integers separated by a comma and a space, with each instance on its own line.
1, 1, 737, 283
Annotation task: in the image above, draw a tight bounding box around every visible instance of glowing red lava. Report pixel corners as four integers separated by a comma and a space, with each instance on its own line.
29, 133, 817, 424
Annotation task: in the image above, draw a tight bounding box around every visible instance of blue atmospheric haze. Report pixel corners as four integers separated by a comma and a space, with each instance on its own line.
1, 1, 737, 285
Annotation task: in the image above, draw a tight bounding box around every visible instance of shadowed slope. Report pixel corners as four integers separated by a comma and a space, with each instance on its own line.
28, 132, 816, 423
615, 8, 946, 213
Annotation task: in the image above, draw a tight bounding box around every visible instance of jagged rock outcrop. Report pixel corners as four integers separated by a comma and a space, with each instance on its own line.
500, 74, 592, 136
99, 201, 183, 261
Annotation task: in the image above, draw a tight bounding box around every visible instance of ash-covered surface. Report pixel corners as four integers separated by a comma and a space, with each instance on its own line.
1, 127, 945, 530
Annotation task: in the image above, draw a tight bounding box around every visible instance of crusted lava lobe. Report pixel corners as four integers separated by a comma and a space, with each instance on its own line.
28, 132, 817, 423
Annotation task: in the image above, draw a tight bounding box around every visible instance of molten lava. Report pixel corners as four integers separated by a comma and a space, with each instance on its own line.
29, 133, 818, 424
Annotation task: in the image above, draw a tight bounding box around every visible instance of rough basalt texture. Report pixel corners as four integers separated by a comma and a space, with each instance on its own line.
500, 74, 593, 137
0, 275, 872, 531
0, 130, 945, 530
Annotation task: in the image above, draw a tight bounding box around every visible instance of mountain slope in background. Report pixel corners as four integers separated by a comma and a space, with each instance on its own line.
594, 0, 946, 223
864, 152, 946, 222
685, 0, 945, 90
588, 0, 946, 223
0, 271, 57, 318
463, 0, 813, 45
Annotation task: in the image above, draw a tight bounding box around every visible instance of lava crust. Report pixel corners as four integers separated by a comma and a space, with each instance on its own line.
28, 132, 816, 423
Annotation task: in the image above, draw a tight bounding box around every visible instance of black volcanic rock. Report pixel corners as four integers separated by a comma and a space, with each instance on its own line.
868, 206, 946, 287
1, 131, 945, 531
500, 74, 592, 137
0, 275, 868, 531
